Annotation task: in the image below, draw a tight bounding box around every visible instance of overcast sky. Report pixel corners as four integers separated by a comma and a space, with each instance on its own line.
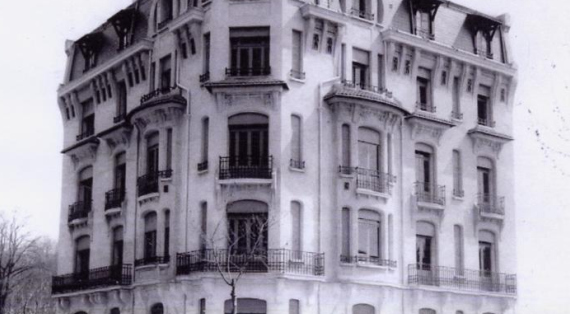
0, 0, 569, 313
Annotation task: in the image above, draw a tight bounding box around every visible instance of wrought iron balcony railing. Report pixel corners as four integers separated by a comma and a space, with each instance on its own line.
477, 117, 496, 127
340, 80, 390, 96
350, 8, 374, 20
140, 86, 180, 105
135, 255, 170, 267
355, 167, 396, 194
105, 188, 125, 210
76, 129, 95, 141
414, 182, 446, 206
197, 161, 208, 172
408, 264, 517, 294
416, 102, 437, 113
199, 71, 210, 83
340, 255, 397, 268
219, 156, 273, 180
176, 249, 325, 276
137, 170, 172, 196
290, 69, 306, 80
290, 159, 305, 170
52, 264, 132, 294
225, 67, 271, 77
477, 193, 505, 215
68, 201, 92, 222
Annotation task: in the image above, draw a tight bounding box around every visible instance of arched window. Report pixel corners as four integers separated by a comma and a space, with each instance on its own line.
353, 304, 374, 314
419, 309, 436, 314
224, 298, 266, 314
78, 166, 93, 204
415, 143, 436, 199
479, 230, 496, 276
151, 303, 164, 314
110, 308, 121, 314
144, 212, 158, 262
75, 236, 90, 276
477, 157, 495, 201
227, 200, 268, 253
358, 209, 381, 263
416, 221, 436, 271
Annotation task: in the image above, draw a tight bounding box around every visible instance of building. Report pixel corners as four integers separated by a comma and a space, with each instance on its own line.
52, 0, 518, 313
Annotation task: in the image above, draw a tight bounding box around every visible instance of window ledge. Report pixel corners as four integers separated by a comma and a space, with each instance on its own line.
288, 75, 306, 84
137, 192, 160, 204
134, 263, 169, 271
356, 188, 390, 200
340, 262, 396, 270
198, 169, 209, 175
289, 166, 306, 173
104, 207, 122, 217
452, 195, 464, 201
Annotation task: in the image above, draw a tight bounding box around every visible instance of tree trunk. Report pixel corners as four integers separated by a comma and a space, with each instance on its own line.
231, 280, 237, 314
0, 293, 7, 314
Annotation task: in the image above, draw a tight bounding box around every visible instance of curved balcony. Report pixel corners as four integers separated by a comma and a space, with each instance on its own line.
176, 249, 324, 276
52, 264, 132, 295
128, 87, 186, 132
408, 264, 517, 295
68, 201, 92, 224
137, 170, 172, 197
105, 188, 125, 211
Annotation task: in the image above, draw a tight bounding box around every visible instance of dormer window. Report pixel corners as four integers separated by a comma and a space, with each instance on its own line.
466, 14, 501, 59
409, 0, 443, 40
76, 33, 103, 72
109, 8, 139, 51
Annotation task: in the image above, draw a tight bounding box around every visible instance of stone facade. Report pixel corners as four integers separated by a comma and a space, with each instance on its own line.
54, 0, 518, 313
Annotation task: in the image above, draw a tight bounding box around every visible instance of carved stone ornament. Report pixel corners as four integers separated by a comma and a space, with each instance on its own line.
215, 92, 275, 112
406, 113, 455, 145
332, 103, 402, 133
100, 125, 132, 153
65, 140, 99, 169
467, 126, 513, 159
132, 105, 185, 133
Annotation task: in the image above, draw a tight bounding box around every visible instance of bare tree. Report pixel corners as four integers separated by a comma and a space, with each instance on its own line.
207, 214, 271, 314
0, 213, 53, 314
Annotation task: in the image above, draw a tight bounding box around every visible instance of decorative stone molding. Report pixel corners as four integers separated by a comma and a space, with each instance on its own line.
131, 105, 186, 134
467, 125, 513, 158
406, 112, 455, 145
217, 92, 275, 111
99, 123, 132, 153
63, 139, 99, 169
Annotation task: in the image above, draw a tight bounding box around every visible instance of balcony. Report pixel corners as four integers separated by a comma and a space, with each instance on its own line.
225, 67, 271, 77
414, 182, 446, 206
76, 129, 95, 141
477, 193, 505, 216
105, 188, 125, 210
199, 71, 210, 83
51, 264, 132, 295
355, 168, 395, 195
408, 264, 517, 295
176, 249, 325, 276
140, 86, 184, 106
477, 117, 496, 128
135, 255, 170, 267
416, 102, 436, 113
350, 8, 374, 21
340, 255, 397, 268
340, 80, 390, 95
219, 156, 273, 180
68, 201, 92, 223
137, 170, 172, 197
197, 161, 208, 172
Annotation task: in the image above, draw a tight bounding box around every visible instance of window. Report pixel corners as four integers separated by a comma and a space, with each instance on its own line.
159, 0, 173, 24
228, 113, 269, 168
358, 209, 381, 261
160, 55, 172, 91
289, 299, 300, 314
116, 81, 127, 121
200, 202, 207, 251
415, 144, 434, 193
477, 157, 495, 203
454, 225, 464, 275
112, 227, 124, 266
229, 27, 270, 76
291, 115, 302, 168
79, 99, 95, 139
312, 34, 320, 50
75, 236, 90, 276
352, 48, 369, 89
78, 167, 93, 206
416, 68, 432, 111
341, 124, 351, 173
227, 200, 268, 253
110, 308, 121, 314
341, 44, 346, 80
166, 128, 172, 170
147, 133, 160, 175
419, 309, 436, 314
291, 201, 302, 253
341, 208, 350, 258
358, 128, 380, 171
326, 37, 334, 54
377, 0, 384, 23
441, 71, 447, 85
392, 56, 399, 72
200, 117, 209, 168
292, 30, 303, 78
200, 299, 206, 314
415, 10, 432, 38
404, 60, 411, 75
500, 88, 507, 102
189, 37, 196, 55
479, 230, 496, 275
203, 33, 210, 75
353, 304, 374, 314
164, 210, 170, 258
151, 303, 164, 314
224, 298, 267, 314
452, 76, 461, 119
377, 54, 384, 89
352, 0, 372, 19
115, 152, 126, 194
452, 150, 463, 197
477, 85, 492, 126
144, 212, 158, 260
416, 221, 435, 270
150, 62, 156, 91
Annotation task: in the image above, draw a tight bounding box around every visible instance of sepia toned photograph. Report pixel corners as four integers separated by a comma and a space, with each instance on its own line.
0, 0, 568, 313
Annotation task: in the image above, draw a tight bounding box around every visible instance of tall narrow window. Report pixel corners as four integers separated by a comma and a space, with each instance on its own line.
479, 230, 496, 277
116, 81, 127, 121
164, 210, 170, 258
144, 212, 158, 261
79, 99, 95, 140
416, 68, 432, 111
166, 128, 172, 170
291, 115, 302, 168
111, 152, 126, 207
289, 299, 300, 314
159, 55, 172, 91
477, 157, 495, 207
452, 76, 461, 119
358, 128, 381, 171
200, 202, 207, 251
353, 304, 374, 314
151, 303, 164, 314
358, 209, 381, 261
291, 30, 303, 79
341, 44, 346, 80
377, 54, 384, 89
77, 167, 93, 216
291, 201, 302, 253
75, 236, 90, 277
454, 225, 464, 275
159, 0, 173, 24
229, 27, 270, 76
416, 221, 435, 271
147, 133, 159, 175
200, 117, 209, 169
452, 150, 463, 197
200, 299, 206, 314
228, 113, 269, 171
341, 208, 350, 259
112, 226, 124, 266
341, 124, 351, 173
415, 144, 434, 195
387, 133, 393, 176
203, 33, 210, 75
150, 62, 156, 91
352, 48, 369, 89
227, 201, 268, 254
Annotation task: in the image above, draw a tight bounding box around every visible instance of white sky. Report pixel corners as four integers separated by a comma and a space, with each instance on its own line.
0, 0, 569, 312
